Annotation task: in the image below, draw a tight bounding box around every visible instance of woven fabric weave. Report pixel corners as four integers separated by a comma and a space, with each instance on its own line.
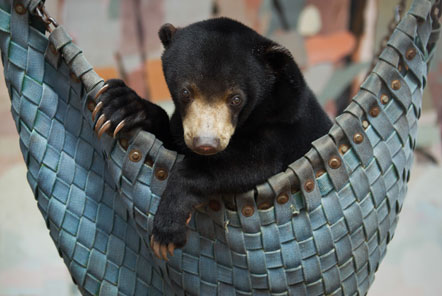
0, 0, 440, 295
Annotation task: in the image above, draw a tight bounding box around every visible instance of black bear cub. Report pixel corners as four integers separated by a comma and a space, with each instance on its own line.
94, 18, 332, 260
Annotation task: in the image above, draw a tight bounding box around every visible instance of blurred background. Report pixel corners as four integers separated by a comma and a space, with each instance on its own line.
0, 0, 441, 295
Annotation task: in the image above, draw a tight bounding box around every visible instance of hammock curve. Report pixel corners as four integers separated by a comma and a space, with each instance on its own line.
0, 0, 440, 295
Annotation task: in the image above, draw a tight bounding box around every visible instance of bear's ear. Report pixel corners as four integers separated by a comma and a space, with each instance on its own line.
255, 43, 295, 73
159, 23, 177, 48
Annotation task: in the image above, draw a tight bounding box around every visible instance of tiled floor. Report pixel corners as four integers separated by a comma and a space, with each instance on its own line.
0, 70, 441, 295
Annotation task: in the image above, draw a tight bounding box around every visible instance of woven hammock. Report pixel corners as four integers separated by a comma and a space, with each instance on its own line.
1, 0, 441, 295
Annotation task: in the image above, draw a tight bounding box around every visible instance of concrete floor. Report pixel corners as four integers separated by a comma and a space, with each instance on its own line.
0, 69, 79, 295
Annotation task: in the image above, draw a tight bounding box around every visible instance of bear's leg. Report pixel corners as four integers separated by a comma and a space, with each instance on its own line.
150, 143, 284, 260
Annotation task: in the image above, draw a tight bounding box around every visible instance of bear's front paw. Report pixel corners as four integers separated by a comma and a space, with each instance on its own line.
92, 79, 156, 138
150, 212, 192, 261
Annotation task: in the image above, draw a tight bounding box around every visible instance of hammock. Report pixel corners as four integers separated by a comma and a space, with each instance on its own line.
0, 0, 440, 295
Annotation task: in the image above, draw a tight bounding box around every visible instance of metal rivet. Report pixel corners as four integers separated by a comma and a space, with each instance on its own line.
119, 138, 129, 150
241, 205, 254, 217
339, 144, 349, 155
362, 120, 369, 129
155, 168, 168, 181
391, 79, 401, 90
315, 170, 325, 178
370, 106, 380, 117
87, 100, 95, 112
353, 133, 364, 144
129, 149, 142, 162
49, 43, 57, 55
328, 156, 341, 169
258, 201, 272, 210
144, 156, 154, 167
380, 94, 389, 104
15, 3, 26, 15
276, 193, 289, 205
209, 200, 221, 211
406, 48, 416, 60
304, 179, 315, 193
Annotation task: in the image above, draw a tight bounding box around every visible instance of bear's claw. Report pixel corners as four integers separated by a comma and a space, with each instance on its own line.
97, 120, 112, 139
113, 120, 126, 138
94, 84, 110, 100
91, 79, 157, 140
150, 213, 192, 261
94, 114, 106, 133
92, 101, 103, 121
150, 236, 176, 261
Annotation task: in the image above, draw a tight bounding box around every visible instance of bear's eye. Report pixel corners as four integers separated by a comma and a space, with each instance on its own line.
229, 95, 243, 107
181, 88, 191, 103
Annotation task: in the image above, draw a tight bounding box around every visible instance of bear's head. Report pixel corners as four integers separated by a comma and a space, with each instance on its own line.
159, 18, 306, 156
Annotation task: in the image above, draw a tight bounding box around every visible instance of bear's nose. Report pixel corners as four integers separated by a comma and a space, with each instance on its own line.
192, 137, 221, 155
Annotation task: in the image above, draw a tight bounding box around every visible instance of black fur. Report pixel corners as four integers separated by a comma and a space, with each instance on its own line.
158, 23, 177, 48
96, 18, 332, 248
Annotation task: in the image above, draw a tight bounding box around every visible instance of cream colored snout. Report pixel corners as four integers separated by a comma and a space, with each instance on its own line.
182, 99, 235, 155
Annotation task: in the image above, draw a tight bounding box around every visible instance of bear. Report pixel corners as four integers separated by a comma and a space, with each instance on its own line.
93, 17, 332, 260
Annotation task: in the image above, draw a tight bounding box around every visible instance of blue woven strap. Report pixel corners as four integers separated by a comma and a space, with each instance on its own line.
0, 0, 440, 295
